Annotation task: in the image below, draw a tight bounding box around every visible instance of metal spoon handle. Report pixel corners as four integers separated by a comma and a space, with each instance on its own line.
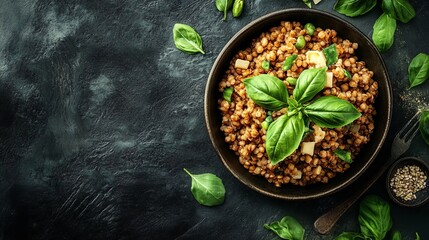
314, 157, 393, 234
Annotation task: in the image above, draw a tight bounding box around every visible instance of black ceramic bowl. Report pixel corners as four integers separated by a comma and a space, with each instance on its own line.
204, 9, 392, 200
386, 157, 429, 207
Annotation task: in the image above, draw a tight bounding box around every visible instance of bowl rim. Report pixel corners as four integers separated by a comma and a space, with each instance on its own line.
386, 156, 429, 207
204, 8, 393, 200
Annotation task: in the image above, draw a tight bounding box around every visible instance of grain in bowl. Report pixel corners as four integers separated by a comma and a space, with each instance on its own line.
218, 21, 378, 187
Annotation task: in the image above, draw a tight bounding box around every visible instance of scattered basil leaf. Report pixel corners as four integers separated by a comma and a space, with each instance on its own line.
408, 53, 429, 89
416, 232, 421, 240
286, 77, 297, 85
293, 67, 327, 104
382, 0, 415, 23
303, 96, 361, 128
334, 0, 377, 17
244, 74, 289, 111
232, 0, 244, 18
266, 114, 305, 164
358, 195, 392, 240
372, 13, 397, 53
264, 216, 305, 240
262, 60, 270, 70
302, 0, 311, 8
335, 232, 367, 240
419, 111, 429, 146
343, 69, 352, 79
304, 23, 316, 36
223, 88, 233, 103
392, 230, 402, 240
334, 149, 353, 163
183, 168, 226, 207
173, 23, 205, 55
323, 44, 338, 66
283, 54, 298, 71
215, 0, 233, 21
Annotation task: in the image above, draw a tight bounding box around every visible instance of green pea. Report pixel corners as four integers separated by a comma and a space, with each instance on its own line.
286, 77, 297, 85
261, 121, 269, 130
262, 60, 270, 70
232, 0, 244, 18
304, 23, 315, 36
295, 36, 306, 49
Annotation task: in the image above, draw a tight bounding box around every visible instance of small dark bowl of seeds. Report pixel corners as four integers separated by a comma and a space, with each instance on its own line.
386, 157, 429, 207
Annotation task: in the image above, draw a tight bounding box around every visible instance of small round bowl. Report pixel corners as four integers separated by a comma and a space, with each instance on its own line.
386, 157, 429, 207
205, 9, 392, 200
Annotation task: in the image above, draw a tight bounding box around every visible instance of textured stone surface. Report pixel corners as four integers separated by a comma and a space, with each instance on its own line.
0, 0, 428, 239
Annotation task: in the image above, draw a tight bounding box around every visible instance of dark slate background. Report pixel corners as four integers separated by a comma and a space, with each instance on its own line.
0, 0, 428, 239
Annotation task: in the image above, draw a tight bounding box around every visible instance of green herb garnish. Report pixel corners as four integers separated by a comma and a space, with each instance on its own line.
334, 0, 377, 17
183, 168, 226, 207
334, 149, 353, 163
173, 23, 205, 54
419, 111, 429, 145
223, 88, 233, 103
343, 69, 352, 79
372, 13, 397, 52
322, 44, 338, 66
382, 0, 416, 23
244, 74, 289, 111
358, 195, 392, 240
408, 53, 429, 89
264, 216, 305, 240
232, 0, 244, 18
215, 0, 233, 21
283, 54, 298, 71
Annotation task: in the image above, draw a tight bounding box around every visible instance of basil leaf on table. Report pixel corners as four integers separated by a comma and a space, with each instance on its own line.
408, 53, 429, 89
232, 0, 244, 18
303, 96, 361, 128
244, 74, 289, 111
264, 216, 305, 240
372, 13, 397, 53
334, 149, 353, 163
419, 111, 429, 146
416, 232, 421, 240
323, 44, 338, 66
183, 168, 225, 206
293, 67, 327, 104
283, 54, 298, 71
223, 87, 233, 103
334, 0, 377, 17
391, 230, 402, 240
358, 195, 392, 240
382, 0, 416, 23
302, 0, 311, 8
173, 23, 205, 54
266, 114, 305, 164
215, 0, 233, 21
335, 232, 367, 240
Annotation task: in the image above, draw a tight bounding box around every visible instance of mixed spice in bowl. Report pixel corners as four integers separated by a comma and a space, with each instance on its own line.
205, 9, 392, 200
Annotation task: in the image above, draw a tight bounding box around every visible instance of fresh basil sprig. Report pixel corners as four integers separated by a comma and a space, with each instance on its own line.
244, 74, 289, 111
334, 0, 377, 17
173, 23, 205, 54
358, 195, 392, 240
382, 0, 415, 23
334, 149, 353, 163
322, 44, 338, 66
372, 13, 397, 52
408, 53, 429, 89
419, 111, 429, 146
215, 0, 233, 21
293, 67, 327, 104
183, 168, 226, 206
303, 96, 361, 128
264, 216, 305, 240
335, 232, 367, 240
266, 114, 305, 164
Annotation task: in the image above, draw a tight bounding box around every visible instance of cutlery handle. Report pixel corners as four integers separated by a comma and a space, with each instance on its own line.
314, 158, 393, 234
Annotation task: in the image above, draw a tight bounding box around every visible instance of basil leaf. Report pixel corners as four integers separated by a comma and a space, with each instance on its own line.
173, 23, 205, 54
302, 0, 311, 8
358, 195, 392, 240
419, 111, 429, 146
293, 67, 327, 104
334, 0, 377, 17
303, 96, 361, 128
382, 0, 415, 23
343, 69, 352, 79
372, 13, 397, 53
416, 232, 421, 240
266, 114, 305, 164
223, 88, 233, 103
408, 53, 429, 89
183, 168, 226, 207
334, 149, 353, 163
264, 216, 305, 240
335, 232, 367, 240
283, 54, 298, 71
323, 44, 338, 66
244, 74, 289, 111
215, 0, 233, 20
262, 60, 270, 70
392, 230, 402, 240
